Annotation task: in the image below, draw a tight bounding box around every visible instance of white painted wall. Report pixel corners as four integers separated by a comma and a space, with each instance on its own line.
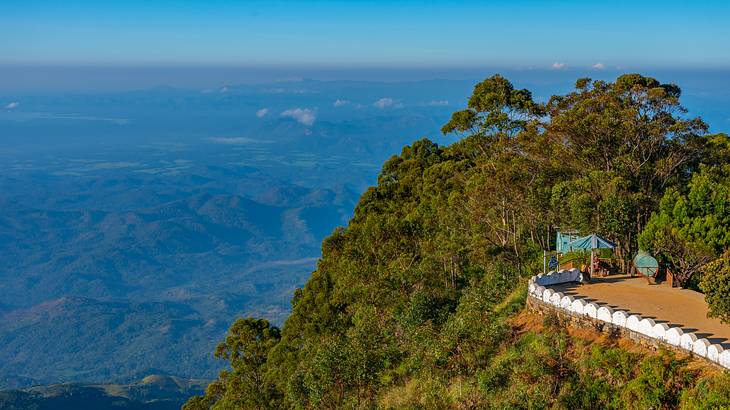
527, 273, 730, 369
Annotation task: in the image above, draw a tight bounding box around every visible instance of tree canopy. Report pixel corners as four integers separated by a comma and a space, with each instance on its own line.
700, 254, 730, 324
639, 165, 730, 286
183, 318, 281, 410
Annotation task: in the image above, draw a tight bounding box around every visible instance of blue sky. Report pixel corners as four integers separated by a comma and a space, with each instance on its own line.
2, 0, 729, 69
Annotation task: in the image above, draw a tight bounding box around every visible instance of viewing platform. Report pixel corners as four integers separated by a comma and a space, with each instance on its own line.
527, 270, 730, 369
552, 275, 730, 349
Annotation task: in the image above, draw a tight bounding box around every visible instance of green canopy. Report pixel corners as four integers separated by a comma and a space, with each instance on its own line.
567, 233, 615, 251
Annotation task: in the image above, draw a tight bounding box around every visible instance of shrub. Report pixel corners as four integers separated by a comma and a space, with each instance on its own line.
620, 352, 694, 410
680, 372, 730, 409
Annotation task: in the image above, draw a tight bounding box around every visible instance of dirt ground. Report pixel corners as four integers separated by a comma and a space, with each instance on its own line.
551, 275, 730, 348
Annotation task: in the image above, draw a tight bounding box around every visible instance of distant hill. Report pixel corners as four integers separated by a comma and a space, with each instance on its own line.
0, 190, 354, 308
0, 297, 217, 385
0, 375, 206, 410
0, 186, 356, 386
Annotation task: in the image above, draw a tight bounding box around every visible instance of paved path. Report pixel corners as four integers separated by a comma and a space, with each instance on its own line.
551, 275, 730, 348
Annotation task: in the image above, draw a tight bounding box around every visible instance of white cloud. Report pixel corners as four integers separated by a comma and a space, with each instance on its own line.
333, 99, 349, 107
427, 100, 449, 107
263, 88, 311, 94
592, 63, 605, 70
14, 111, 127, 124
374, 98, 393, 108
374, 97, 403, 109
219, 86, 229, 93
551, 62, 566, 70
209, 137, 260, 145
5, 102, 19, 109
281, 108, 316, 126
256, 108, 269, 118
90, 161, 141, 170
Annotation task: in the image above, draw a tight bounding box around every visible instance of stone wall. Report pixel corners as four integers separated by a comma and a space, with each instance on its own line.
527, 272, 730, 370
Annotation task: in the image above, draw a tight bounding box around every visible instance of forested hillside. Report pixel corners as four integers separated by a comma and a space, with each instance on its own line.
185, 74, 730, 409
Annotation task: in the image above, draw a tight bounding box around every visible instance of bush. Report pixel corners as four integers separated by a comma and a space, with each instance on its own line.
680, 372, 730, 409
620, 352, 694, 410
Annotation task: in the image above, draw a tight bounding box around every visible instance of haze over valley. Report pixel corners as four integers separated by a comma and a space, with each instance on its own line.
0, 78, 466, 387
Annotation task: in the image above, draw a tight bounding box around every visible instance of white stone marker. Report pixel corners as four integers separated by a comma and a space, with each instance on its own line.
571, 299, 587, 315
651, 323, 669, 341
542, 289, 555, 304
550, 292, 563, 307
693, 338, 711, 357
665, 328, 684, 346
597, 306, 614, 322
560, 295, 574, 310
583, 303, 599, 318
638, 318, 656, 336
612, 311, 629, 327
680, 333, 698, 351
707, 344, 725, 363
626, 315, 642, 332
720, 350, 730, 369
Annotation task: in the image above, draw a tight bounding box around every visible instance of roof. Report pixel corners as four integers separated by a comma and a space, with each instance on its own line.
567, 233, 616, 250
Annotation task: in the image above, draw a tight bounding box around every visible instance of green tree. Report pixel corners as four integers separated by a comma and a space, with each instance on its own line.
184, 318, 281, 410
547, 75, 707, 258
700, 254, 730, 324
441, 74, 543, 139
699, 132, 730, 167
639, 165, 730, 286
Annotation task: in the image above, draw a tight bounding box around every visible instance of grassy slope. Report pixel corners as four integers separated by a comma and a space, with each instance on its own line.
379, 283, 730, 409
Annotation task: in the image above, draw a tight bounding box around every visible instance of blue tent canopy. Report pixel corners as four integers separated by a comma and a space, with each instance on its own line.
555, 231, 579, 253
567, 233, 616, 251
